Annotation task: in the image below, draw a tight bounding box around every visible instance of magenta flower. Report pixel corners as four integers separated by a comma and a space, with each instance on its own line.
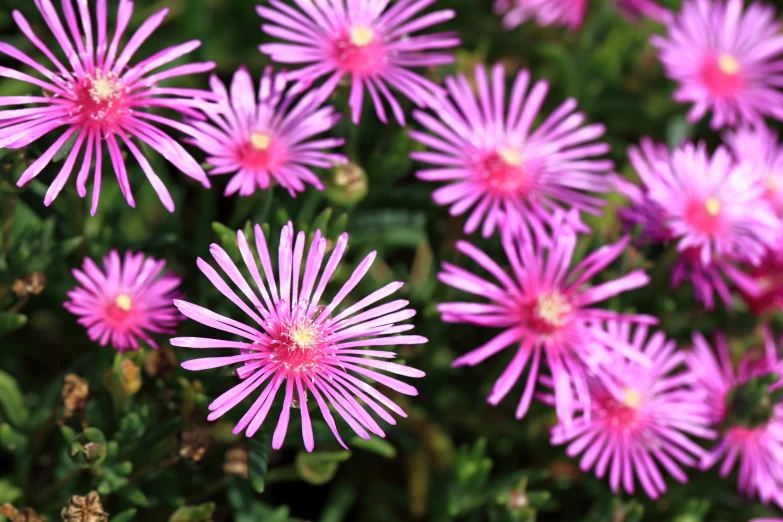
188, 66, 346, 197
688, 330, 783, 508
64, 250, 182, 352
494, 0, 587, 30
0, 0, 215, 215
172, 223, 426, 451
550, 322, 714, 499
256, 0, 459, 125
410, 63, 612, 239
651, 0, 783, 129
616, 0, 670, 23
437, 217, 653, 425
725, 123, 783, 216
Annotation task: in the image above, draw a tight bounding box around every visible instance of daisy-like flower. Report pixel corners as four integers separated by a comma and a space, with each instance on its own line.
725, 123, 783, 216
64, 250, 182, 352
619, 139, 779, 309
651, 0, 783, 129
688, 330, 783, 508
188, 66, 346, 197
410, 63, 612, 239
437, 216, 653, 425
493, 0, 587, 30
172, 223, 427, 451
550, 322, 715, 499
0, 0, 215, 214
256, 0, 459, 125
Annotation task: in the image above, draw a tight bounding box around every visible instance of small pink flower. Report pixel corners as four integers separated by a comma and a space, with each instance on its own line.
189, 66, 346, 197
173, 222, 427, 450
410, 63, 612, 239
550, 322, 715, 499
616, 0, 670, 23
0, 0, 215, 214
437, 216, 653, 426
652, 0, 783, 129
494, 0, 587, 30
64, 250, 183, 352
257, 0, 459, 125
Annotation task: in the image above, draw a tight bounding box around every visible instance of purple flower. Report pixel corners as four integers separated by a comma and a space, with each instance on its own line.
437, 216, 653, 426
188, 66, 346, 197
616, 0, 670, 23
651, 0, 783, 129
64, 250, 183, 352
725, 123, 783, 216
256, 0, 459, 125
410, 63, 612, 239
688, 329, 783, 508
494, 0, 587, 30
550, 322, 715, 499
172, 223, 427, 451
0, 0, 215, 214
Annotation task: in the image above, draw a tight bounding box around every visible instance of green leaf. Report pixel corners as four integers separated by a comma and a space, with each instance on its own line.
0, 479, 23, 504
0, 423, 27, 454
0, 313, 27, 338
52, 131, 79, 162
295, 451, 352, 486
348, 436, 397, 459
169, 502, 216, 522
248, 432, 271, 493
0, 370, 28, 427
109, 509, 138, 522
118, 485, 148, 507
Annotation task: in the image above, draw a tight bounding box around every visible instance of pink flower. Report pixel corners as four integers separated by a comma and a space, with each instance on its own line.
257, 0, 459, 125
0, 0, 215, 215
437, 217, 653, 426
494, 0, 587, 30
616, 0, 670, 23
410, 63, 612, 239
173, 223, 427, 451
188, 66, 346, 197
64, 250, 183, 352
725, 123, 783, 217
550, 322, 715, 499
651, 0, 783, 129
688, 329, 783, 508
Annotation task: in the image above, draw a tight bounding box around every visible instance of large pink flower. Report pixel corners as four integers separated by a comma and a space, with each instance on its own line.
257, 0, 459, 125
189, 66, 346, 197
173, 223, 427, 451
64, 250, 183, 352
437, 216, 653, 426
0, 0, 215, 214
651, 0, 783, 129
410, 63, 612, 239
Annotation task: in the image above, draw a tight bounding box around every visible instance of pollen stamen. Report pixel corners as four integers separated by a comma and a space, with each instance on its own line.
115, 294, 132, 312
622, 388, 642, 409
718, 53, 740, 75
250, 132, 271, 151
497, 146, 523, 167
705, 197, 721, 216
535, 293, 571, 328
349, 26, 375, 47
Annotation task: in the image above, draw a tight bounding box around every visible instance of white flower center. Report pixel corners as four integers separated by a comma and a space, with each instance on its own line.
114, 294, 132, 312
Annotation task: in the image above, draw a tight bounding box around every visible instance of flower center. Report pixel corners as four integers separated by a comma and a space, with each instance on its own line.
104, 293, 133, 327
700, 53, 742, 99
75, 71, 127, 123
521, 292, 572, 337
476, 147, 536, 196
250, 132, 271, 150
333, 25, 384, 74
684, 197, 722, 235
115, 294, 132, 312
622, 388, 642, 409
239, 132, 280, 171
596, 390, 642, 430
268, 315, 335, 374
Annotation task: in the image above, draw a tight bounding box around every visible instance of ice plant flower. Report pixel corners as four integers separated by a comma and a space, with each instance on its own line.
0, 0, 215, 214
550, 322, 714, 499
64, 250, 182, 352
619, 139, 779, 310
493, 0, 587, 30
616, 0, 670, 23
725, 123, 783, 216
437, 217, 653, 425
188, 66, 346, 197
172, 223, 427, 451
651, 0, 783, 129
256, 0, 459, 125
688, 330, 783, 508
410, 63, 612, 239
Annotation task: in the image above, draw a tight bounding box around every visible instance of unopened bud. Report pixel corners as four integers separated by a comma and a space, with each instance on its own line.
179, 429, 210, 463
62, 374, 89, 421
325, 163, 368, 205
119, 360, 141, 396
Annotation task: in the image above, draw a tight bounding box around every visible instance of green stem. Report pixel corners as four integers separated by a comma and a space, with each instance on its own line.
265, 465, 300, 484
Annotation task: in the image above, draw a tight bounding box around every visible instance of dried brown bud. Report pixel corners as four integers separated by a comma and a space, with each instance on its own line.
11, 272, 46, 298
62, 374, 89, 421
1, 504, 18, 518
179, 429, 210, 463
60, 491, 107, 522
223, 444, 248, 478
144, 347, 177, 380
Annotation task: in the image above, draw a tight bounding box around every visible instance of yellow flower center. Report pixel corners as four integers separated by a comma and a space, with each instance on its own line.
115, 294, 132, 312
718, 54, 740, 75
349, 26, 375, 47
622, 388, 642, 409
89, 73, 121, 103
250, 132, 271, 150
535, 293, 571, 327
497, 146, 523, 167
704, 197, 721, 216
289, 324, 317, 350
